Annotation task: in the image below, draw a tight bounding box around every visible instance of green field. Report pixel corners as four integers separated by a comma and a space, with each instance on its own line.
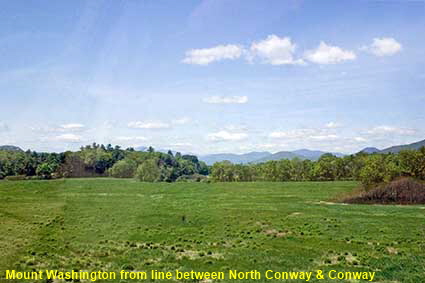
0, 179, 424, 282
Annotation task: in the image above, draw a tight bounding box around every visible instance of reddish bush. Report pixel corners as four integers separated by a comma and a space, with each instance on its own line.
344, 178, 425, 204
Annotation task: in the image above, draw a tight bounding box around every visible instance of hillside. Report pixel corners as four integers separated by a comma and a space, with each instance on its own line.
253, 151, 305, 163
0, 145, 23, 152
200, 151, 271, 165
200, 149, 345, 164
359, 147, 381, 154
292, 149, 345, 160
380, 139, 425, 153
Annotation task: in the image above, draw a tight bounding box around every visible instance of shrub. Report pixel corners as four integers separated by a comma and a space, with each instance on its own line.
36, 163, 55, 179
176, 174, 207, 182
344, 178, 425, 204
135, 159, 161, 182
5, 175, 27, 181
109, 159, 137, 178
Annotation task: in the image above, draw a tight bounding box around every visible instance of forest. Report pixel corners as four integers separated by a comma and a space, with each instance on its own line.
1, 144, 425, 187
0, 143, 208, 182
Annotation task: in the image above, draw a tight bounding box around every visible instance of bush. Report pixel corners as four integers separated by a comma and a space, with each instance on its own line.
176, 174, 207, 182
5, 175, 27, 181
36, 163, 55, 179
109, 159, 137, 178
135, 159, 161, 182
344, 178, 425, 204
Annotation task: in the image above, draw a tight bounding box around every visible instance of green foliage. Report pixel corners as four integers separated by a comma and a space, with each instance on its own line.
109, 159, 137, 178
1, 144, 424, 186
135, 159, 161, 182
209, 148, 425, 187
36, 162, 55, 179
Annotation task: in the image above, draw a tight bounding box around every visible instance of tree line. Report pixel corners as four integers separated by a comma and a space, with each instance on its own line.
1, 144, 425, 186
210, 148, 425, 186
0, 143, 209, 182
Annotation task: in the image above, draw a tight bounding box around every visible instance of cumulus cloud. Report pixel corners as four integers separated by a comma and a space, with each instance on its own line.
203, 96, 248, 104
60, 123, 85, 131
115, 136, 148, 142
207, 130, 248, 142
128, 121, 170, 129
354, 137, 367, 142
269, 129, 316, 139
182, 44, 244, 65
270, 129, 339, 141
172, 117, 191, 125
362, 37, 402, 56
169, 142, 193, 147
304, 42, 356, 64
249, 35, 304, 65
366, 125, 416, 136
0, 121, 9, 132
309, 134, 339, 141
325, 122, 342, 129
54, 134, 82, 143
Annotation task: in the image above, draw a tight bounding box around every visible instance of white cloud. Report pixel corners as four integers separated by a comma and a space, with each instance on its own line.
115, 136, 148, 142
172, 117, 191, 125
362, 37, 402, 56
207, 131, 248, 142
354, 137, 367, 142
366, 125, 416, 136
269, 129, 316, 139
224, 125, 249, 132
169, 142, 193, 147
128, 121, 170, 129
54, 134, 82, 143
309, 134, 339, 141
325, 122, 342, 129
249, 35, 304, 65
203, 96, 248, 104
182, 44, 244, 65
304, 42, 356, 64
60, 123, 85, 131
0, 122, 9, 132
270, 129, 339, 141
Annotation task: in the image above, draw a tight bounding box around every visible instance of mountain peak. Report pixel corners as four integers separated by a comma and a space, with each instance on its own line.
0, 145, 23, 152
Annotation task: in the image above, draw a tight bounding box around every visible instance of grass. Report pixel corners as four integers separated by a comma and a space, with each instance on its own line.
0, 179, 424, 282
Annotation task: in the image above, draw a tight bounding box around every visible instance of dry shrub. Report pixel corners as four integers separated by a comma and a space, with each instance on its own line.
343, 177, 425, 204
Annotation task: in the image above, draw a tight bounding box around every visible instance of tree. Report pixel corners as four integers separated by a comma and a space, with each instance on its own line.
135, 159, 161, 182
36, 163, 54, 179
109, 159, 137, 178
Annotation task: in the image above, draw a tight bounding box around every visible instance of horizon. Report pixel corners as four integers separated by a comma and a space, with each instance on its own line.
1, 0, 424, 154
1, 138, 421, 156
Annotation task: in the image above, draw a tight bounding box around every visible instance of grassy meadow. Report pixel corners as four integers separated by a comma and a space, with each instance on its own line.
0, 179, 424, 282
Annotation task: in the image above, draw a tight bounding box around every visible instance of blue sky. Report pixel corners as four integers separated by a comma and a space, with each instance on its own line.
0, 0, 424, 154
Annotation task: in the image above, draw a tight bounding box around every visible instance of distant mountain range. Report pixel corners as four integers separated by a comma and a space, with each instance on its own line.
359, 147, 380, 154
0, 145, 23, 152
199, 151, 272, 165
359, 139, 425, 154
200, 149, 345, 165
2, 138, 424, 164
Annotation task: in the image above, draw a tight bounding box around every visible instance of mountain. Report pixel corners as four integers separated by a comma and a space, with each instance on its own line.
380, 139, 425, 153
359, 147, 381, 154
200, 151, 271, 165
200, 149, 346, 164
253, 151, 304, 163
135, 146, 148, 151
0, 145, 23, 152
292, 149, 345, 160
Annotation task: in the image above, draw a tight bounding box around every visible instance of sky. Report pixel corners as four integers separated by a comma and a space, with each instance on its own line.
0, 0, 424, 155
